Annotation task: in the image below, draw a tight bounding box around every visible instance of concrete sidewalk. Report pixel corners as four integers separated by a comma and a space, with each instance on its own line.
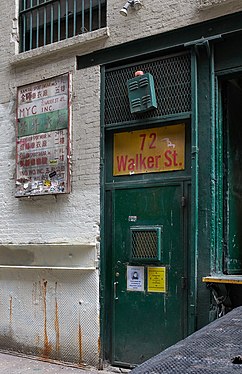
0, 352, 129, 374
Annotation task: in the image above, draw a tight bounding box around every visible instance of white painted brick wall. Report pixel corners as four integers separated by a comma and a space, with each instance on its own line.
106, 0, 242, 47
0, 0, 241, 367
0, 0, 101, 245
0, 0, 242, 246
0, 0, 241, 245
0, 62, 101, 245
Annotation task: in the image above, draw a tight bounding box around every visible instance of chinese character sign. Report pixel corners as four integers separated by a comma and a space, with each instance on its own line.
16, 74, 71, 196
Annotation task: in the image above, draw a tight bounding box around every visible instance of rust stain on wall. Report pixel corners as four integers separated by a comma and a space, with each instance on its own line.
98, 335, 101, 355
78, 318, 82, 364
98, 313, 101, 355
35, 334, 40, 345
55, 282, 60, 356
42, 280, 52, 358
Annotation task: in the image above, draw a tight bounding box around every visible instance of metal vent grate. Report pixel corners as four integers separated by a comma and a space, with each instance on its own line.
131, 227, 162, 261
105, 53, 191, 125
130, 306, 242, 374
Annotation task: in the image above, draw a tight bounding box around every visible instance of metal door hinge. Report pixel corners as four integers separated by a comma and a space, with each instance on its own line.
181, 276, 187, 289
181, 196, 186, 207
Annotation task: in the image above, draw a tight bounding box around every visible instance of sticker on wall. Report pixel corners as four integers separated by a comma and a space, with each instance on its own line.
127, 266, 144, 292
147, 266, 167, 293
15, 73, 71, 197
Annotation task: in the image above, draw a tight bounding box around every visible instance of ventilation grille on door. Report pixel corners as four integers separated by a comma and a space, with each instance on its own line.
130, 226, 162, 262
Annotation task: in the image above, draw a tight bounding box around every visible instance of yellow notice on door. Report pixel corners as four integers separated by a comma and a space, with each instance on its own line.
147, 267, 166, 293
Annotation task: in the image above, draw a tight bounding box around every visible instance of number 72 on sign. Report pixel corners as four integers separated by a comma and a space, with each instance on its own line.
113, 124, 185, 176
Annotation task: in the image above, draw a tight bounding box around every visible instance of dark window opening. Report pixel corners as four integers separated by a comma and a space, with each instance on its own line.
222, 76, 242, 275
19, 0, 107, 52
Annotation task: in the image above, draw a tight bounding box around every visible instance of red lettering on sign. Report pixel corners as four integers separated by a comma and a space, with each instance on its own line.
42, 105, 53, 113
149, 133, 156, 149
173, 150, 178, 166
139, 133, 157, 151
147, 156, 154, 168
164, 150, 172, 167
139, 134, 146, 151
139, 153, 147, 169
18, 105, 37, 118
164, 150, 179, 167
128, 158, 135, 171
117, 155, 128, 172
117, 153, 162, 172
155, 155, 161, 168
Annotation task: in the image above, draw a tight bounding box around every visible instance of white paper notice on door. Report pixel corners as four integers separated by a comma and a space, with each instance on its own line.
127, 266, 144, 291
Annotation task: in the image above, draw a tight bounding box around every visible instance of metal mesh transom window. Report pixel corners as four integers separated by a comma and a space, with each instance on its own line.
131, 227, 162, 261
105, 53, 191, 125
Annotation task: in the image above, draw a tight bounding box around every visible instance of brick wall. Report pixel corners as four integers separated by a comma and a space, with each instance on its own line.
106, 0, 242, 48
0, 0, 241, 367
0, 0, 242, 245
0, 60, 100, 245
0, 0, 241, 245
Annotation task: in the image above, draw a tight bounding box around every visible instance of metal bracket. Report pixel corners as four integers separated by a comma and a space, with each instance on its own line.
184, 35, 222, 57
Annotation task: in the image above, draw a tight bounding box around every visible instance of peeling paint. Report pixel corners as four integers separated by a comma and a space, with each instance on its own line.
78, 317, 82, 364
32, 281, 39, 319
0, 271, 100, 366
55, 299, 60, 356
11, 17, 19, 43
35, 334, 40, 345
54, 282, 60, 356
98, 335, 101, 355
170, 210, 173, 227
9, 296, 13, 325
42, 280, 52, 358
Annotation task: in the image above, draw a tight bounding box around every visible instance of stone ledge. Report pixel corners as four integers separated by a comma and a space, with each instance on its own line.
10, 27, 110, 66
0, 242, 97, 268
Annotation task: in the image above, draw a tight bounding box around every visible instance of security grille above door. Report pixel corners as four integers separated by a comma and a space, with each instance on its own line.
105, 52, 191, 125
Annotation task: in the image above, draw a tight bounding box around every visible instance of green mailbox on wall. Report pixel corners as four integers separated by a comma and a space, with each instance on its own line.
127, 72, 157, 114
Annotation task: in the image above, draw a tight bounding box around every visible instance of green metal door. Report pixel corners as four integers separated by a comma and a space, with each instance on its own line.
112, 184, 186, 366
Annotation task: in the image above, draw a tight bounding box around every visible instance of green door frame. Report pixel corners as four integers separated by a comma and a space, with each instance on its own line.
98, 15, 242, 365
110, 182, 188, 366
100, 69, 194, 367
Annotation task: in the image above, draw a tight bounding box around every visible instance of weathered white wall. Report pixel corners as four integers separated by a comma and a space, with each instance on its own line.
106, 0, 242, 48
3, 62, 101, 245
0, 267, 100, 366
2, 0, 242, 246
0, 0, 242, 368
0, 54, 101, 245
0, 2, 103, 367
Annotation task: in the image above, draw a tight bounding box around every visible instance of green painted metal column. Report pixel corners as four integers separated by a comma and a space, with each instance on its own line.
189, 49, 199, 334
195, 43, 215, 327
